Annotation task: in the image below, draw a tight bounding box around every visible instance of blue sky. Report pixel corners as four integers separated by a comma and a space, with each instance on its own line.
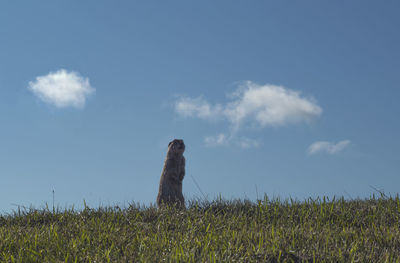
1, 1, 399, 212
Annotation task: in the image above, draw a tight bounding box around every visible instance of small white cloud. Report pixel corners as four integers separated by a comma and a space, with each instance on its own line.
204, 133, 259, 149
175, 96, 223, 120
28, 69, 95, 109
204, 133, 229, 147
235, 137, 260, 149
308, 140, 351, 155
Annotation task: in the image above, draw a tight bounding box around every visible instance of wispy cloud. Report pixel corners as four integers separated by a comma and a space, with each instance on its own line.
308, 140, 351, 155
204, 133, 260, 149
235, 136, 260, 149
28, 69, 95, 109
175, 81, 322, 148
204, 133, 229, 147
175, 96, 223, 120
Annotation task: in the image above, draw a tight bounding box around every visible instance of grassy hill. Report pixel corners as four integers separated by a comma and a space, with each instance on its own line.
0, 195, 399, 262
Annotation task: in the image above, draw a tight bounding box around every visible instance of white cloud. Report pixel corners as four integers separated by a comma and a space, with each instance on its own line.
308, 140, 351, 155
175, 81, 322, 130
234, 137, 260, 149
204, 133, 260, 149
224, 82, 322, 130
174, 81, 322, 148
204, 133, 229, 147
28, 69, 95, 109
175, 96, 223, 120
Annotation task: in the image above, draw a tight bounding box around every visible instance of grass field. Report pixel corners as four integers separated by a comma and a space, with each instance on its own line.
0, 195, 399, 262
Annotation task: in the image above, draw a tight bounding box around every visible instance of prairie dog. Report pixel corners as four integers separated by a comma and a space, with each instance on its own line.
156, 139, 185, 207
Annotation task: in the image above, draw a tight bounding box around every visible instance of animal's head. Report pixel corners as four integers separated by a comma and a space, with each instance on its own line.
168, 139, 185, 154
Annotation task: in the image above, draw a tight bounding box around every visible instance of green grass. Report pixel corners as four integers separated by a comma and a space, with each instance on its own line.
1, 195, 399, 262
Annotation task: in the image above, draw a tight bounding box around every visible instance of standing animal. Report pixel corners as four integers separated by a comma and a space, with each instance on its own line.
156, 139, 186, 207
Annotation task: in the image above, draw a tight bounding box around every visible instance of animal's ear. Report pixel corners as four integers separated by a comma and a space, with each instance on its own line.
168, 141, 173, 147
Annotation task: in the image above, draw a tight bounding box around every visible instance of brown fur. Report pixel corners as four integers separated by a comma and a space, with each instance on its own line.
156, 139, 186, 207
